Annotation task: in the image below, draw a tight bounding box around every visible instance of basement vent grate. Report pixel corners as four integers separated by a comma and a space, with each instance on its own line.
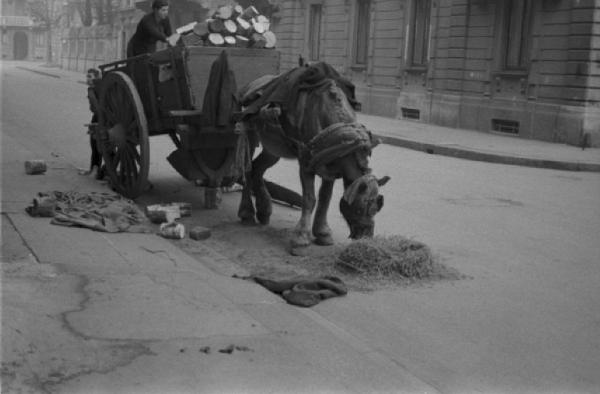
401, 107, 420, 120
492, 119, 519, 134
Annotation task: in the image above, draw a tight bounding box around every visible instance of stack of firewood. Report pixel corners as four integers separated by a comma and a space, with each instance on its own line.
180, 4, 276, 49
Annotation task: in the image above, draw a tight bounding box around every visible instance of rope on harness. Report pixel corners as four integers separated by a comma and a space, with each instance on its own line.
300, 122, 379, 177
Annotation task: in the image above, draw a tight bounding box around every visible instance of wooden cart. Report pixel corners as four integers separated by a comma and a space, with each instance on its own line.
95, 45, 279, 206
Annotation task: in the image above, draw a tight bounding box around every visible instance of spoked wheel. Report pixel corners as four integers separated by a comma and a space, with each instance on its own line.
98, 71, 149, 199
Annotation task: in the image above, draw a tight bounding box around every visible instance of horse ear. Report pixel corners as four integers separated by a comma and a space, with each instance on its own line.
377, 176, 390, 187
377, 195, 384, 211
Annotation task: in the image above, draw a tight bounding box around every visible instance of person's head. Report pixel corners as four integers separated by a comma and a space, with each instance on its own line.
152, 0, 169, 20
86, 68, 100, 86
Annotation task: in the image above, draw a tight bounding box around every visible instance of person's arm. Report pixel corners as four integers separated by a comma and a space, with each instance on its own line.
163, 18, 172, 38
140, 14, 168, 43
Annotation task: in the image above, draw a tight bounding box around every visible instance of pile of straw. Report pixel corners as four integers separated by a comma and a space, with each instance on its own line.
336, 235, 435, 278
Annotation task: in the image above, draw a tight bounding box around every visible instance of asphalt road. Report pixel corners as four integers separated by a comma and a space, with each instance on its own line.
2, 61, 600, 393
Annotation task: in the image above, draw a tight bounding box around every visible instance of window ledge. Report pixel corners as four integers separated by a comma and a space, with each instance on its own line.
350, 64, 367, 71
404, 65, 428, 73
493, 70, 529, 78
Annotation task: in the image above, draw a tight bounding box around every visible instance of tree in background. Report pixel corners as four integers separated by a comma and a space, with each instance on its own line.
27, 0, 66, 63
69, 0, 114, 27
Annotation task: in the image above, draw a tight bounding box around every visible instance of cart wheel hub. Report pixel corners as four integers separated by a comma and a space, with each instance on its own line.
108, 123, 127, 147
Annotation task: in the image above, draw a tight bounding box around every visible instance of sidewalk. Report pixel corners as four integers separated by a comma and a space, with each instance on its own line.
1, 130, 438, 392
16, 62, 600, 172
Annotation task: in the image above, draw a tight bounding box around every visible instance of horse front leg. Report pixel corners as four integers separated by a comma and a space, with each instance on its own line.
291, 168, 316, 248
312, 178, 334, 245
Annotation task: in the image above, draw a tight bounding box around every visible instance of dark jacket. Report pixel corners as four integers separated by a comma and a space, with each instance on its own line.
126, 12, 172, 57
87, 81, 100, 122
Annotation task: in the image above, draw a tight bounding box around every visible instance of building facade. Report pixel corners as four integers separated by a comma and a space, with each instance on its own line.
274, 0, 600, 147
50, 0, 600, 147
1, 0, 47, 61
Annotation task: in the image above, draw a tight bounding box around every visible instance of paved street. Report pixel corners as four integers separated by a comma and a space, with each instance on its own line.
2, 61, 600, 393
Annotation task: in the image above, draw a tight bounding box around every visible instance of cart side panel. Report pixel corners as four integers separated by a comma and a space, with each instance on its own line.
185, 47, 280, 111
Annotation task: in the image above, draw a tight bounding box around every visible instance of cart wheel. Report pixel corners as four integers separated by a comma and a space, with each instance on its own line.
98, 71, 149, 199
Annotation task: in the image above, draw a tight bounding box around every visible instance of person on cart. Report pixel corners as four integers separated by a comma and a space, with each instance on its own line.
126, 0, 175, 57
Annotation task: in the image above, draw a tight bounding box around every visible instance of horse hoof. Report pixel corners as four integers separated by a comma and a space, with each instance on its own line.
314, 234, 334, 246
240, 216, 257, 226
290, 236, 311, 249
256, 213, 270, 225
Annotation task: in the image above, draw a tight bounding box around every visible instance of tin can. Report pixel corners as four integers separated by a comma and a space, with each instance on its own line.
25, 160, 47, 175
159, 222, 185, 239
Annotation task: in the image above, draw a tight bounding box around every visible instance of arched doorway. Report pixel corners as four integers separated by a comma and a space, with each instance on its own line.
13, 31, 28, 60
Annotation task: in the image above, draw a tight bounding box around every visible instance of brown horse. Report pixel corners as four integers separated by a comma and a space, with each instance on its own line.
236, 62, 389, 250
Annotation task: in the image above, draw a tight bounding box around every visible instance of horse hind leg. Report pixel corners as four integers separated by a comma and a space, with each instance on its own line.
238, 168, 256, 225
238, 136, 257, 225
251, 149, 280, 225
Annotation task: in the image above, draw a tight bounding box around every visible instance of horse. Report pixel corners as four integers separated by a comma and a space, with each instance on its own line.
235, 62, 389, 251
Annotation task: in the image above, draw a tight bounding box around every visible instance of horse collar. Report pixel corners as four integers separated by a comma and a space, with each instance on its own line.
300, 122, 378, 177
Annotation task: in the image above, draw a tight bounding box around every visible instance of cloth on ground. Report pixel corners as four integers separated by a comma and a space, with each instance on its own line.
236, 62, 359, 121
25, 191, 153, 233
251, 275, 347, 307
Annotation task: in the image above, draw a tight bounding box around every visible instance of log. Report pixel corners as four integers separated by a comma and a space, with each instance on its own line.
235, 35, 250, 47
252, 18, 266, 34
168, 202, 191, 217
193, 21, 209, 37
182, 33, 205, 46
167, 33, 180, 47
224, 35, 236, 46
215, 5, 233, 20
145, 204, 181, 223
207, 33, 225, 46
250, 32, 266, 48
232, 4, 243, 18
256, 15, 269, 24
159, 222, 185, 239
25, 194, 57, 217
207, 18, 225, 33
240, 6, 259, 20
236, 17, 251, 35
263, 30, 276, 48
176, 21, 197, 35
223, 19, 237, 34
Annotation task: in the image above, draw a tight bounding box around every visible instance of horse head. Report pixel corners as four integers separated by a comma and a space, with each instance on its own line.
339, 174, 390, 238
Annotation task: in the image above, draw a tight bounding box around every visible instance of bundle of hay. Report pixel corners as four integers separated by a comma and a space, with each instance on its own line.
336, 235, 435, 278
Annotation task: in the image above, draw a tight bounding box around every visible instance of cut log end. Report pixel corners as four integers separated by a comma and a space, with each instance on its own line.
207, 33, 225, 46
263, 30, 276, 48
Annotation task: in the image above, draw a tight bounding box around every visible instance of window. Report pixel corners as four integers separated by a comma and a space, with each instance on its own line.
409, 0, 431, 67
354, 0, 370, 65
308, 4, 322, 61
502, 0, 533, 70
